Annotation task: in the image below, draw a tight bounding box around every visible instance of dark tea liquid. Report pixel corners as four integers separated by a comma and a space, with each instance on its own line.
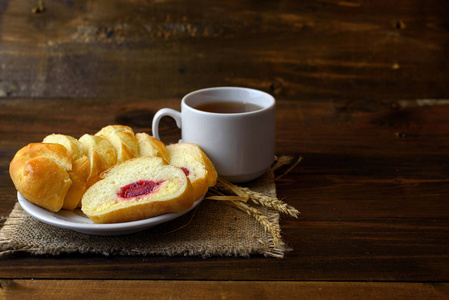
194, 101, 263, 113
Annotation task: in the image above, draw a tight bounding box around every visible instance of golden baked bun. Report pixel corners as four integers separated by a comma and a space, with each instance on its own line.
43, 134, 84, 160
43, 134, 90, 210
95, 125, 139, 163
166, 143, 217, 201
64, 156, 90, 210
9, 143, 72, 212
79, 134, 117, 187
81, 156, 194, 224
135, 132, 169, 162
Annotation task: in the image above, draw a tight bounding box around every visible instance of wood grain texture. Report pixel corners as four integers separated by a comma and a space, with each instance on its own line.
1, 280, 448, 300
0, 0, 448, 101
1, 0, 449, 293
0, 98, 448, 282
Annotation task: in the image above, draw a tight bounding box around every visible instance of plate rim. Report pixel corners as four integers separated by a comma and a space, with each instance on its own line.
17, 191, 204, 235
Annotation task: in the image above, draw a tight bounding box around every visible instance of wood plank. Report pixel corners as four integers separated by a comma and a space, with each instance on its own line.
0, 0, 448, 101
2, 98, 449, 155
1, 98, 449, 281
0, 280, 448, 300
0, 217, 448, 281
1, 0, 449, 290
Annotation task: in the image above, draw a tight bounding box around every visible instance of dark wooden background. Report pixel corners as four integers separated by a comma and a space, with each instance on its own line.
1, 0, 448, 101
1, 0, 449, 298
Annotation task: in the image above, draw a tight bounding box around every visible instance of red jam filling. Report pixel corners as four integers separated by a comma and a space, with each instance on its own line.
118, 180, 162, 199
180, 167, 190, 176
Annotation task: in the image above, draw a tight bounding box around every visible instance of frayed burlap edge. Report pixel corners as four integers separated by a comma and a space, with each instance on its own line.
0, 204, 286, 258
259, 207, 289, 258
0, 202, 33, 256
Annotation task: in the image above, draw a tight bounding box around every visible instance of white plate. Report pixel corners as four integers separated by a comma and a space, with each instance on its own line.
17, 192, 203, 236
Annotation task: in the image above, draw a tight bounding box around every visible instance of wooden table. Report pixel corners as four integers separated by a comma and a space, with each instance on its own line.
1, 0, 449, 299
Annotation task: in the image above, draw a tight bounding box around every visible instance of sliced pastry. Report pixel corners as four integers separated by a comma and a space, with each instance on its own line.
79, 134, 117, 187
81, 156, 194, 224
96, 125, 139, 163
43, 134, 90, 210
135, 132, 169, 162
166, 143, 217, 201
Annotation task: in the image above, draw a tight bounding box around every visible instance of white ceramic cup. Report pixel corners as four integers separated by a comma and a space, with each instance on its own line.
152, 87, 276, 183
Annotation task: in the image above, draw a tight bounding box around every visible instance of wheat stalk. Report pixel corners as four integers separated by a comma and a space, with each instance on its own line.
225, 200, 284, 248
206, 190, 284, 248
211, 178, 300, 218
274, 156, 302, 181
239, 187, 300, 218
204, 156, 301, 251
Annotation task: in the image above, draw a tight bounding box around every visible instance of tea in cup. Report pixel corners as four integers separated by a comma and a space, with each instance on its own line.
152, 87, 275, 183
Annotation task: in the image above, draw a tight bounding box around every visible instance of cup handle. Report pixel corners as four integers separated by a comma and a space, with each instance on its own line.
151, 108, 182, 141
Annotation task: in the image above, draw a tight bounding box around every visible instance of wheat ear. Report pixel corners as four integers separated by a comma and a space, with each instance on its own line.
239, 186, 300, 218
225, 200, 284, 248
213, 178, 300, 218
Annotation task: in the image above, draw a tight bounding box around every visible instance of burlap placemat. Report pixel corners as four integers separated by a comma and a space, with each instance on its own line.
0, 156, 300, 258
